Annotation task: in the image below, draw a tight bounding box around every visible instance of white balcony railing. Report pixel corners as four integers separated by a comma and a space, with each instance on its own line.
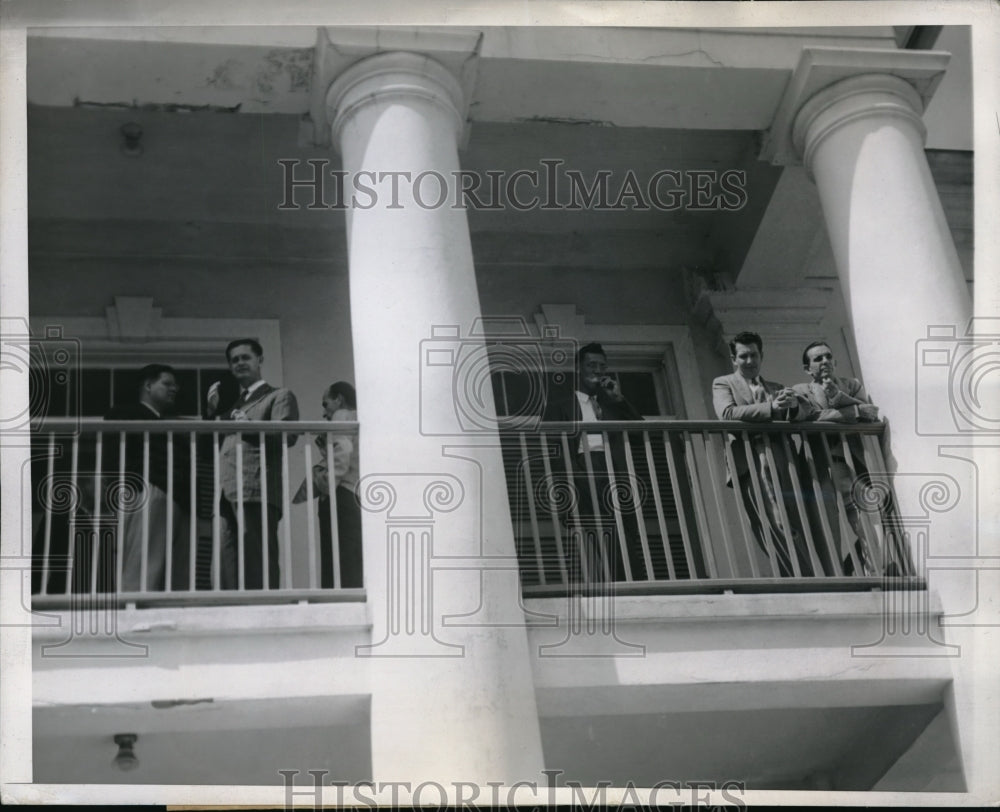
499, 420, 917, 596
30, 418, 361, 608
29, 417, 919, 609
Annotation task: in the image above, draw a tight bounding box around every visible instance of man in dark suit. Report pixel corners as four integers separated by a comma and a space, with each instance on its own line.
543, 342, 651, 583
104, 364, 192, 592
206, 339, 299, 590
712, 331, 818, 577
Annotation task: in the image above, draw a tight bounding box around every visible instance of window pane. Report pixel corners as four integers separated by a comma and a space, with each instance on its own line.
617, 372, 662, 416
79, 368, 111, 416
111, 368, 142, 409
173, 369, 199, 417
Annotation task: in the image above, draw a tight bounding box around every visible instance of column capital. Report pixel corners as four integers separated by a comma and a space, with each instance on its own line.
760, 46, 950, 167
308, 26, 480, 149
325, 51, 467, 152
793, 74, 926, 173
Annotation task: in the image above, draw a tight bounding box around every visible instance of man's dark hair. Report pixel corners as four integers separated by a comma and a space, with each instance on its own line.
137, 363, 176, 394
226, 338, 263, 362
578, 342, 607, 367
325, 381, 357, 410
801, 339, 832, 367
729, 331, 763, 358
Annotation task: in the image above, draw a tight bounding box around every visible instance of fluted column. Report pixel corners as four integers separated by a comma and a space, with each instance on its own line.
326, 51, 545, 784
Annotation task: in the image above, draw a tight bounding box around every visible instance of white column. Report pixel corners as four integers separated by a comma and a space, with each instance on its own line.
794, 73, 981, 792
326, 52, 545, 784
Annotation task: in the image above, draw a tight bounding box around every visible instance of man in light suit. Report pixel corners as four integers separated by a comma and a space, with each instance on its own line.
712, 331, 818, 577
207, 339, 299, 590
793, 341, 887, 575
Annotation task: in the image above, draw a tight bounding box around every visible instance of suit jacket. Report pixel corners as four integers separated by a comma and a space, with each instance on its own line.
217, 383, 299, 507
793, 375, 874, 462
102, 402, 191, 502
792, 376, 871, 423
712, 372, 812, 482
544, 390, 643, 473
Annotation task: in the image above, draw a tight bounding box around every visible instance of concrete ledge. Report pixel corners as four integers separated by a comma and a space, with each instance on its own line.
524, 588, 943, 624
31, 599, 371, 641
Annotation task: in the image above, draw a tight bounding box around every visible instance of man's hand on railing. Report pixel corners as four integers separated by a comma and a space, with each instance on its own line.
858, 403, 880, 422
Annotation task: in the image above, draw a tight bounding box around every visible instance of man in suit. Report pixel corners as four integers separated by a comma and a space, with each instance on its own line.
293, 381, 362, 589
104, 364, 191, 592
207, 339, 299, 590
543, 342, 651, 583
712, 331, 818, 577
793, 341, 885, 575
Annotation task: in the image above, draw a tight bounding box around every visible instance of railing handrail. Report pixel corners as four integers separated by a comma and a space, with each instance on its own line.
32, 417, 883, 435
33, 418, 359, 434
499, 419, 887, 435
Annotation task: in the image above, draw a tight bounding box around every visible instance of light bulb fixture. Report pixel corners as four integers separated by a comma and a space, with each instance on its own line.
112, 733, 139, 771
119, 122, 144, 157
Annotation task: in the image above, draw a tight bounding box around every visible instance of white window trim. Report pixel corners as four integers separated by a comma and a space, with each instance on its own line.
528, 303, 707, 419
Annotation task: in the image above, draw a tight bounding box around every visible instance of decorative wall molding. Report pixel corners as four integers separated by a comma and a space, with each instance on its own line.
31, 296, 285, 384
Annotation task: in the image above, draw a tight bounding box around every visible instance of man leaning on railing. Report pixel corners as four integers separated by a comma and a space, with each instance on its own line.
793, 340, 888, 576
206, 338, 299, 590
712, 331, 818, 577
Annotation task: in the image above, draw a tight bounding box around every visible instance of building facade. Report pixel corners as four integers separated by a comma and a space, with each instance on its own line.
1, 10, 996, 805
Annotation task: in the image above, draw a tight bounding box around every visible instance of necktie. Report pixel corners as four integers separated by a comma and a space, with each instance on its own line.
751, 378, 767, 403
590, 394, 603, 419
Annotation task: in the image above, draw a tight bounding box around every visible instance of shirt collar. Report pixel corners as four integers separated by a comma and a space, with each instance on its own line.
242, 379, 267, 398
140, 401, 161, 418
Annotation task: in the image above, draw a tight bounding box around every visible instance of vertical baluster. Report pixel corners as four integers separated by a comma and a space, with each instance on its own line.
538, 432, 569, 586
700, 430, 738, 578
116, 431, 126, 594
189, 430, 197, 592
235, 438, 245, 591
798, 430, 844, 576
860, 432, 901, 573
41, 433, 56, 594
281, 439, 294, 587
90, 432, 103, 596
621, 430, 653, 582
661, 430, 699, 579
304, 440, 318, 589
642, 431, 676, 581
681, 431, 718, 578
559, 432, 589, 585
518, 431, 546, 586
65, 436, 79, 595
601, 433, 633, 583
761, 435, 803, 578
326, 432, 341, 589
211, 430, 222, 591
818, 433, 864, 576
779, 432, 824, 577
165, 430, 174, 591
836, 431, 881, 574
140, 431, 151, 592
259, 431, 269, 589
720, 431, 760, 579
581, 434, 611, 582
741, 433, 782, 578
